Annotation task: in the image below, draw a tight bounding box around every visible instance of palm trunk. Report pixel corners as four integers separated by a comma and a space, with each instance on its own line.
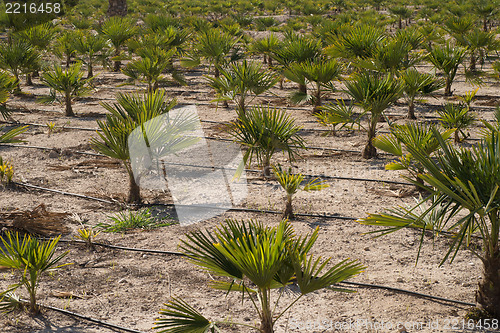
444, 77, 452, 96
408, 100, 416, 119
313, 86, 322, 114
483, 19, 488, 32
127, 168, 141, 204
113, 47, 121, 72
66, 53, 71, 68
259, 290, 273, 333
454, 130, 460, 144
88, 61, 93, 78
26, 73, 33, 86
268, 57, 273, 68
398, 17, 402, 29
262, 156, 271, 177
477, 252, 500, 319
299, 83, 307, 94
283, 196, 294, 219
362, 117, 378, 159
469, 53, 476, 72
65, 93, 74, 117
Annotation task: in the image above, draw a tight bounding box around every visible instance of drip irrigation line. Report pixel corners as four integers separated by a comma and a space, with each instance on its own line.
51, 238, 185, 256
338, 281, 475, 307
39, 302, 147, 333
13, 181, 117, 205
0, 143, 104, 157
3, 143, 414, 187
12, 181, 358, 220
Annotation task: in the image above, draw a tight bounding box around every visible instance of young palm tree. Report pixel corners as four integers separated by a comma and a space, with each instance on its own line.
345, 71, 402, 158
315, 99, 360, 136
39, 63, 94, 117
373, 123, 454, 184
91, 90, 194, 204
471, 0, 498, 31
389, 6, 412, 29
229, 106, 305, 177
437, 103, 475, 143
284, 57, 342, 112
360, 130, 500, 319
0, 232, 69, 313
206, 60, 279, 116
181, 28, 239, 78
272, 35, 322, 92
249, 33, 281, 68
122, 47, 181, 92
0, 40, 40, 93
100, 17, 138, 71
326, 24, 385, 61
16, 22, 57, 85
155, 219, 365, 333
399, 68, 444, 119
53, 31, 78, 68
426, 42, 466, 96
0, 71, 18, 119
454, 29, 498, 72
273, 165, 329, 219
73, 31, 111, 78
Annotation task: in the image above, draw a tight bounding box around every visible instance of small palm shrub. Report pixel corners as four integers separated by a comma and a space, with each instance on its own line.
154, 219, 365, 333
373, 123, 454, 184
314, 99, 361, 136
39, 63, 94, 117
345, 71, 403, 158
206, 60, 279, 116
273, 165, 329, 219
100, 17, 138, 71
97, 208, 173, 232
53, 31, 78, 68
399, 68, 444, 119
437, 103, 475, 143
72, 31, 110, 78
91, 90, 196, 204
360, 130, 500, 319
426, 42, 466, 96
0, 40, 40, 93
0, 71, 18, 119
249, 33, 281, 67
229, 106, 305, 177
0, 232, 70, 313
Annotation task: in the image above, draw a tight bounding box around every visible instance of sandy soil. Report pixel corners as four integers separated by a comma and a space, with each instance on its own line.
0, 58, 497, 333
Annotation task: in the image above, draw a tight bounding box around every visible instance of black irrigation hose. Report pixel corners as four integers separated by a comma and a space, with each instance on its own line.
338, 281, 475, 307
40, 303, 147, 333
3, 143, 413, 187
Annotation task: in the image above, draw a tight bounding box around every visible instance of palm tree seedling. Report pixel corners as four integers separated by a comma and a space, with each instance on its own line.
273, 165, 328, 219
91, 90, 197, 204
389, 5, 412, 29
154, 219, 365, 333
360, 130, 500, 319
0, 40, 41, 93
437, 103, 475, 143
0, 232, 70, 313
284, 57, 342, 113
399, 68, 444, 119
15, 22, 57, 84
74, 227, 101, 250
373, 123, 454, 185
0, 71, 18, 119
325, 24, 385, 61
426, 42, 466, 96
39, 63, 94, 117
181, 28, 239, 78
315, 99, 362, 136
53, 31, 78, 68
459, 88, 479, 109
345, 71, 403, 159
100, 16, 138, 71
0, 156, 15, 185
272, 35, 322, 92
229, 105, 305, 177
73, 31, 111, 78
249, 33, 281, 68
206, 60, 279, 116
122, 47, 181, 92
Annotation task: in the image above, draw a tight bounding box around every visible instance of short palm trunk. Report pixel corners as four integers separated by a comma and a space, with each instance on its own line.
283, 197, 294, 220
477, 253, 500, 319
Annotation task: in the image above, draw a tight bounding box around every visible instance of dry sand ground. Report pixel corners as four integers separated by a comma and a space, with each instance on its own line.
0, 61, 498, 332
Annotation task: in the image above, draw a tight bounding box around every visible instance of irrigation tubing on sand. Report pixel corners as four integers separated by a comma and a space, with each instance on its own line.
37, 302, 148, 333
3, 144, 412, 186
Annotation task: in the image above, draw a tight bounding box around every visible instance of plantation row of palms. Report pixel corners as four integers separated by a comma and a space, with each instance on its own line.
0, 1, 500, 330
